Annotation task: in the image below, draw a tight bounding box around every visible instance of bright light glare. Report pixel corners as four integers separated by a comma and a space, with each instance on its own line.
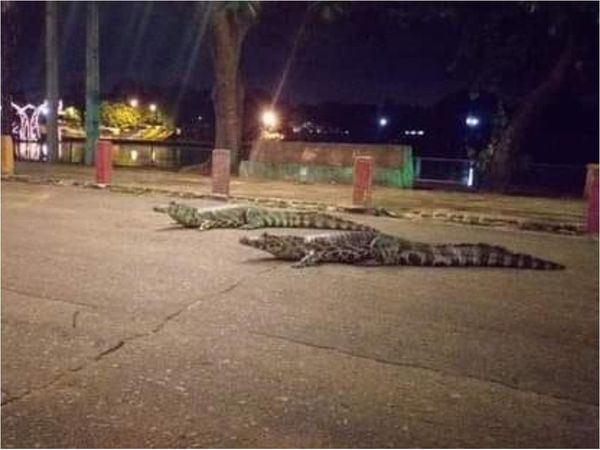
261, 109, 279, 129
129, 98, 139, 108
467, 166, 474, 187
149, 103, 157, 113
379, 117, 388, 127
130, 150, 138, 161
465, 115, 480, 127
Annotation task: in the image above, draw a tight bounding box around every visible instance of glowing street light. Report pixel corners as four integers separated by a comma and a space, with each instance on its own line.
465, 115, 480, 128
378, 117, 388, 127
149, 103, 157, 113
129, 98, 139, 108
261, 109, 279, 129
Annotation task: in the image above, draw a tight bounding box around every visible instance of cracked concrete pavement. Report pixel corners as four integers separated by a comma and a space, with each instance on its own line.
1, 182, 598, 448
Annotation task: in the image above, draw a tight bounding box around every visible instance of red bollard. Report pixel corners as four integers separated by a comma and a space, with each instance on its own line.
95, 140, 113, 185
586, 168, 599, 235
211, 149, 230, 197
353, 156, 373, 207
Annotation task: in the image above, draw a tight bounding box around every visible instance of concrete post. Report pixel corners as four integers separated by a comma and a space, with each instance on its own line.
212, 149, 231, 197
95, 140, 112, 185
586, 166, 598, 235
1, 135, 14, 175
584, 164, 599, 199
353, 156, 373, 207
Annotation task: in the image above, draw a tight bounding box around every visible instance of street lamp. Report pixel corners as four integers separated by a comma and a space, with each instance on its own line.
149, 103, 157, 113
129, 98, 139, 108
378, 117, 388, 127
261, 109, 279, 130
465, 115, 480, 128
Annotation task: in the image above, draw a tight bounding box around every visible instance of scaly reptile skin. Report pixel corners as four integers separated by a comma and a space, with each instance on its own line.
153, 201, 376, 231
239, 231, 565, 270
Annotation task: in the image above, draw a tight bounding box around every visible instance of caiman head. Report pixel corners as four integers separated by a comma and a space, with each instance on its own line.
239, 233, 307, 260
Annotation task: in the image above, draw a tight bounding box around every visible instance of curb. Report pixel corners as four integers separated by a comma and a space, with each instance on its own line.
2, 174, 586, 236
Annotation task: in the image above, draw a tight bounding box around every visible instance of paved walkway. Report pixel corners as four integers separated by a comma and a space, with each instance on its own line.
4, 161, 589, 235
2, 182, 598, 448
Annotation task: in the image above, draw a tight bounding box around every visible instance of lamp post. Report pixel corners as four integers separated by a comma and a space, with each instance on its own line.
149, 103, 158, 124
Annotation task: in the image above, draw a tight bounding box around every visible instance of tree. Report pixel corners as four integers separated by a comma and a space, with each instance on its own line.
99, 101, 141, 129
46, 0, 59, 162
84, 1, 100, 165
1, 1, 17, 135
209, 2, 260, 173
207, 2, 347, 172
445, 2, 598, 192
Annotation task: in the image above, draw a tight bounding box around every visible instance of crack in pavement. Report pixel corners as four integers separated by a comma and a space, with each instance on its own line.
251, 331, 598, 409
1, 286, 99, 310
1, 266, 281, 408
151, 265, 281, 334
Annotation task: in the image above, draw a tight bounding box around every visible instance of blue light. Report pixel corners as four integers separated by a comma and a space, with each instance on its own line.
465, 115, 480, 127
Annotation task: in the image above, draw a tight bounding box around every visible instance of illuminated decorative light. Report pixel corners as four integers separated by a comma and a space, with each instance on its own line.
130, 150, 138, 161
129, 98, 139, 108
149, 103, 157, 112
11, 101, 64, 142
417, 130, 425, 136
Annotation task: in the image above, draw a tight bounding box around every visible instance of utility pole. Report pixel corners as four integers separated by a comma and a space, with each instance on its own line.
45, 0, 59, 162
84, 1, 99, 166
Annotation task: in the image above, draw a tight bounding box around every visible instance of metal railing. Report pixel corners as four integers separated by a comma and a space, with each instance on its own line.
414, 157, 474, 187
415, 156, 587, 195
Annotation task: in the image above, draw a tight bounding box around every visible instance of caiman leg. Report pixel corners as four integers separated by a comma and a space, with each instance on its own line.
291, 250, 322, 268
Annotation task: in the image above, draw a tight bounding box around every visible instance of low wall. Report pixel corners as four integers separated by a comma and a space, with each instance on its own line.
240, 140, 414, 188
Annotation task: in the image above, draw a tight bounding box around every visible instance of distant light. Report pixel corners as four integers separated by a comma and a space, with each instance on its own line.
129, 98, 139, 108
379, 117, 388, 127
149, 103, 157, 113
417, 130, 425, 136
261, 109, 279, 129
467, 166, 474, 187
40, 102, 49, 116
465, 115, 480, 127
197, 115, 203, 121
130, 150, 138, 161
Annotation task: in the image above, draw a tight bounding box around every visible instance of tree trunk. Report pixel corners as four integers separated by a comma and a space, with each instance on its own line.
485, 36, 576, 192
45, 0, 59, 162
210, 8, 249, 174
84, 1, 100, 166
1, 2, 16, 135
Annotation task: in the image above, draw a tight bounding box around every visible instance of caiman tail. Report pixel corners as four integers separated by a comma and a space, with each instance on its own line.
404, 243, 565, 270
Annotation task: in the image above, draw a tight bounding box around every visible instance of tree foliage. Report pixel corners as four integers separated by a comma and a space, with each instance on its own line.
99, 102, 142, 129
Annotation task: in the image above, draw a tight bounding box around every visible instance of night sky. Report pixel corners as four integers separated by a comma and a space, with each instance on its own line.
10, 1, 466, 106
